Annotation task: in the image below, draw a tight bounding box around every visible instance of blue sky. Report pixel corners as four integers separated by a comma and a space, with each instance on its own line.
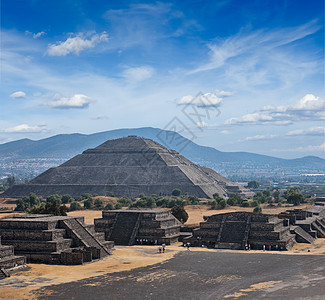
1, 0, 324, 158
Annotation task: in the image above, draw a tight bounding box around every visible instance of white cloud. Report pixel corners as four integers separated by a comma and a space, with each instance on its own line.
220, 130, 230, 135
47, 94, 92, 109
10, 91, 26, 99
286, 126, 325, 136
0, 123, 49, 133
226, 112, 274, 125
243, 134, 277, 141
33, 31, 46, 39
226, 94, 324, 125
178, 91, 226, 107
47, 32, 109, 56
214, 89, 235, 97
122, 66, 154, 82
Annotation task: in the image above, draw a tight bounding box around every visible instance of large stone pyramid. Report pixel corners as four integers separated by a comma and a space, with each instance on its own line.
3, 136, 250, 198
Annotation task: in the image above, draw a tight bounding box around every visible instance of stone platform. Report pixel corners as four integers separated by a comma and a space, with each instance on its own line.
94, 209, 181, 245
186, 212, 296, 250
0, 215, 113, 265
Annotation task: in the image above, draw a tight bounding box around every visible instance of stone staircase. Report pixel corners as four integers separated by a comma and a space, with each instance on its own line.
290, 226, 315, 244
109, 212, 141, 245
60, 218, 111, 257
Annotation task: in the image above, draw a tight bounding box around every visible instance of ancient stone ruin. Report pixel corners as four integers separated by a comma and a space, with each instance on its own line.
279, 203, 325, 243
2, 135, 251, 199
0, 236, 26, 279
186, 212, 296, 250
94, 209, 181, 245
0, 214, 113, 265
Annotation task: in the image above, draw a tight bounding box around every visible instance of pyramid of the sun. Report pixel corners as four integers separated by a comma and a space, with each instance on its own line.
3, 136, 250, 198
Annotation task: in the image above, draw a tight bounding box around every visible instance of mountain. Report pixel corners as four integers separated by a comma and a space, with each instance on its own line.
0, 127, 324, 180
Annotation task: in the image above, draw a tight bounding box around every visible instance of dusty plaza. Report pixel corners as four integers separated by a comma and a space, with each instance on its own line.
1, 242, 325, 299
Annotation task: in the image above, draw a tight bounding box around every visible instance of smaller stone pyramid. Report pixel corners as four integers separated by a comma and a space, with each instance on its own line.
3, 136, 250, 198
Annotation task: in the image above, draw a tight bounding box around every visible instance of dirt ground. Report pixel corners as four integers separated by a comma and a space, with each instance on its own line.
66, 203, 312, 227
1, 239, 325, 299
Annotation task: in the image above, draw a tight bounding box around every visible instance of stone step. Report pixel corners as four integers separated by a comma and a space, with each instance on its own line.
2, 239, 73, 253
291, 226, 315, 243
0, 255, 26, 270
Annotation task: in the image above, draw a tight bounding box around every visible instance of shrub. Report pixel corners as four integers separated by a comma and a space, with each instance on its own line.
219, 199, 227, 209
115, 202, 123, 210
94, 198, 104, 209
104, 202, 115, 210
172, 189, 182, 197
228, 193, 242, 206
84, 198, 93, 209
241, 200, 249, 207
62, 194, 73, 204
250, 200, 259, 207
188, 195, 199, 205
208, 199, 218, 209
70, 201, 82, 211
253, 205, 262, 213
246, 180, 260, 189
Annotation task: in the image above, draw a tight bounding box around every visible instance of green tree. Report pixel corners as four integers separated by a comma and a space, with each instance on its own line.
172, 189, 182, 197
15, 199, 26, 211
115, 202, 123, 209
70, 201, 82, 211
94, 198, 104, 209
219, 198, 227, 209
171, 205, 188, 223
228, 193, 243, 206
46, 194, 62, 204
241, 200, 249, 207
104, 202, 115, 210
247, 180, 260, 189
84, 198, 93, 209
273, 190, 280, 202
284, 187, 304, 206
62, 194, 73, 204
208, 199, 218, 209
118, 196, 132, 206
253, 205, 262, 213
188, 195, 199, 205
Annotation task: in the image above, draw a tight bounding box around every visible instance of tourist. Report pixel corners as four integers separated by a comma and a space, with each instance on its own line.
186, 242, 190, 250
162, 244, 166, 253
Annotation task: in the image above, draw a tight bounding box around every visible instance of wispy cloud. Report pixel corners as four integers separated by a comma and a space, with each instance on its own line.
10, 91, 26, 99
0, 123, 49, 133
241, 134, 278, 141
190, 21, 320, 74
25, 30, 46, 39
286, 126, 325, 136
226, 94, 324, 125
273, 143, 325, 153
103, 3, 198, 49
47, 94, 92, 109
47, 32, 108, 56
122, 66, 154, 82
